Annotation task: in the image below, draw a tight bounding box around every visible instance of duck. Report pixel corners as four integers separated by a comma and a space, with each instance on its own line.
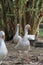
0, 31, 8, 64
13, 24, 22, 44
14, 24, 31, 59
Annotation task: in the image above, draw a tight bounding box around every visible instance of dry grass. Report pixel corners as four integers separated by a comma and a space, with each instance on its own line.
1, 41, 43, 65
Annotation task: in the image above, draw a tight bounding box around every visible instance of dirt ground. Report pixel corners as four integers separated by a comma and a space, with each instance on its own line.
1, 41, 43, 65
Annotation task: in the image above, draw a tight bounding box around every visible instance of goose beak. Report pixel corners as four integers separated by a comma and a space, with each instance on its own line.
2, 35, 5, 40
17, 24, 20, 26
28, 26, 31, 31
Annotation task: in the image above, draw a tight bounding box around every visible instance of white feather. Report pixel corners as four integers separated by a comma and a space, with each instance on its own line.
28, 35, 35, 40
0, 31, 8, 62
13, 24, 22, 44
14, 24, 31, 52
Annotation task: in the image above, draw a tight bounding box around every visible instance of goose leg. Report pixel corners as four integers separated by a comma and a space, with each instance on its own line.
28, 44, 32, 51
21, 51, 31, 62
18, 51, 24, 65
19, 51, 22, 59
24, 51, 29, 60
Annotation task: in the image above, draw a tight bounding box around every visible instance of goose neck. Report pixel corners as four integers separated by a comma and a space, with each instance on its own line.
16, 25, 19, 34
23, 29, 28, 41
25, 29, 28, 35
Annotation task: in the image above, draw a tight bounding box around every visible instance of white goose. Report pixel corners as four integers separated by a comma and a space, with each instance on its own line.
0, 31, 8, 64
14, 24, 31, 59
13, 24, 22, 44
